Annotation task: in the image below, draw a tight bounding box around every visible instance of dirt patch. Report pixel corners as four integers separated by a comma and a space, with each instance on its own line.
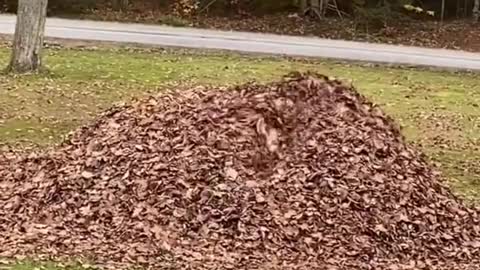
0, 73, 479, 269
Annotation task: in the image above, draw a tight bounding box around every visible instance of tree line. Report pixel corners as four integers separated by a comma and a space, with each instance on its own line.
5, 0, 480, 74
1, 0, 479, 20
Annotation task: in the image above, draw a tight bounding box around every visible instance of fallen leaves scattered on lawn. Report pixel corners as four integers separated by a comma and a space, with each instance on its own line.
1, 73, 480, 269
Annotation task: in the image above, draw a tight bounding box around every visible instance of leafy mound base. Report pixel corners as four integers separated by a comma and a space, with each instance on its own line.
1, 74, 479, 270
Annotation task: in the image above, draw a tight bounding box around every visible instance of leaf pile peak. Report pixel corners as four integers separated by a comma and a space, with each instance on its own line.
1, 73, 479, 270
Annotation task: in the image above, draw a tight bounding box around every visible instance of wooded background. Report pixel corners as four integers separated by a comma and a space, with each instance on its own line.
0, 0, 478, 20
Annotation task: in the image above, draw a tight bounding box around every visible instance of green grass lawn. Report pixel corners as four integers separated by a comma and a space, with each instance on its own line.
0, 46, 479, 269
0, 47, 479, 195
0, 260, 92, 270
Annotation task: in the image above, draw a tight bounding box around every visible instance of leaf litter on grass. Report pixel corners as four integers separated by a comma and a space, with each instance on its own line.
0, 73, 480, 270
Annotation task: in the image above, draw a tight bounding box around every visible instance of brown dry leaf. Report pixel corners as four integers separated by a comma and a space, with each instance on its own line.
256, 117, 280, 153
224, 167, 238, 181
81, 171, 94, 179
265, 128, 279, 153
32, 171, 45, 182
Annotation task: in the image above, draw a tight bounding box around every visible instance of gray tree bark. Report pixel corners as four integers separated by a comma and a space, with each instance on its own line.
441, 0, 445, 22
474, 0, 480, 22
298, 0, 307, 12
113, 0, 129, 11
7, 0, 48, 73
311, 0, 321, 13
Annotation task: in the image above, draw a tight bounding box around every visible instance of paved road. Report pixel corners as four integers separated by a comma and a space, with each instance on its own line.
0, 14, 479, 71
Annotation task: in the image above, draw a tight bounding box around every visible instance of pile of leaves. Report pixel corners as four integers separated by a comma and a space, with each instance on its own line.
1, 73, 480, 270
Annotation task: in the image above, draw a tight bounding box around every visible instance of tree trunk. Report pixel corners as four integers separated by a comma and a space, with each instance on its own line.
311, 0, 320, 13
295, 0, 308, 12
474, 0, 480, 21
441, 0, 445, 22
113, 0, 129, 11
465, 0, 468, 17
456, 0, 461, 18
7, 0, 48, 73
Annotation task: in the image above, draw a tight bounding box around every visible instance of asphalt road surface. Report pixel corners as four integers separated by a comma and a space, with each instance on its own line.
0, 15, 479, 71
